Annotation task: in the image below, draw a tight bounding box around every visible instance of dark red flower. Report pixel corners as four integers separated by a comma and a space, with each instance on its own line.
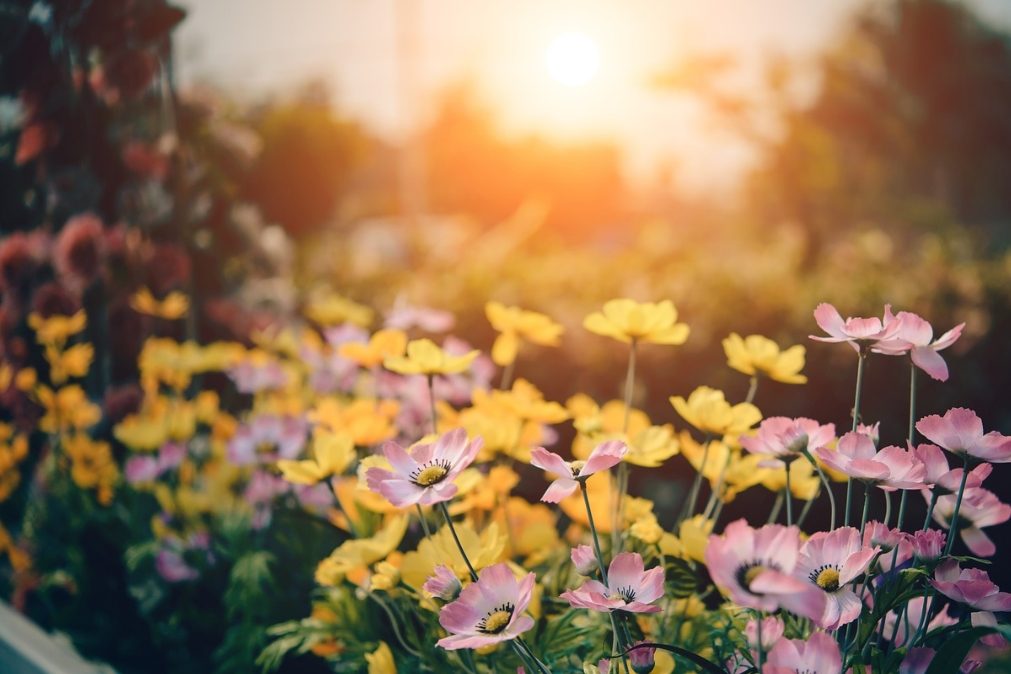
31, 282, 80, 318
54, 213, 105, 287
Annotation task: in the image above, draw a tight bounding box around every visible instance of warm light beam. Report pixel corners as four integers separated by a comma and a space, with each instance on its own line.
546, 32, 600, 87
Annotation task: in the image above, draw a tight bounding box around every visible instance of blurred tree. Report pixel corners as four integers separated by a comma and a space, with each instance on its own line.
243, 85, 365, 239
748, 0, 1011, 261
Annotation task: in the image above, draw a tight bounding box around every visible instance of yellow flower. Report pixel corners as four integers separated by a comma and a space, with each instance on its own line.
63, 434, 118, 505
623, 424, 680, 467
115, 410, 169, 452
676, 515, 714, 563
501, 496, 559, 564
277, 429, 355, 485
670, 386, 761, 438
485, 301, 563, 366
630, 515, 664, 544
400, 521, 506, 588
28, 311, 86, 345
365, 641, 396, 674
45, 343, 93, 385
36, 385, 101, 433
339, 329, 408, 368
309, 398, 399, 446
130, 288, 189, 320
384, 338, 478, 376
758, 457, 820, 500
723, 333, 807, 384
583, 299, 689, 345
315, 515, 408, 586
305, 292, 373, 328
14, 367, 36, 391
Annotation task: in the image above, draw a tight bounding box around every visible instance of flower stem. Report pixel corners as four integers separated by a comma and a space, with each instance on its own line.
426, 374, 438, 435
415, 503, 432, 538
844, 350, 868, 527
803, 450, 837, 531
500, 358, 515, 390
437, 501, 478, 581
784, 465, 793, 527
611, 339, 637, 552
679, 435, 712, 524
943, 456, 971, 557
766, 492, 784, 525
859, 483, 872, 537
922, 491, 938, 531
745, 375, 759, 405
580, 481, 609, 582
883, 489, 892, 528
755, 611, 765, 670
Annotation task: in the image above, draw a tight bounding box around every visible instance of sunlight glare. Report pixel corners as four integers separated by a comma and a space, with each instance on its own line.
546, 31, 600, 88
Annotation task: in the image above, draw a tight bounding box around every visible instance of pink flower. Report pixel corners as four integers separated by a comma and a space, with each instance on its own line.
424, 564, 462, 600
885, 598, 957, 647
763, 631, 841, 674
815, 433, 925, 488
437, 563, 535, 650
227, 415, 307, 466
529, 441, 627, 503
810, 303, 901, 351
227, 359, 290, 394
931, 560, 1011, 611
156, 548, 199, 582
744, 615, 784, 651
560, 552, 664, 614
124, 455, 160, 484
874, 308, 965, 381
929, 487, 1011, 557
862, 521, 912, 573
740, 417, 836, 468
916, 408, 1011, 463
970, 611, 1008, 648
911, 529, 946, 562
385, 299, 455, 333
876, 446, 927, 491
796, 527, 879, 629
915, 443, 991, 492
571, 545, 597, 576
365, 428, 482, 507
704, 520, 826, 620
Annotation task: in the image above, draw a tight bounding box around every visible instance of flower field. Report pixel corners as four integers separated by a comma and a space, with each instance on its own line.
2, 1, 1011, 673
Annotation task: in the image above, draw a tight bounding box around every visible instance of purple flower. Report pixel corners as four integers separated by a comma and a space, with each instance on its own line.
931, 560, 1011, 611
560, 552, 664, 614
437, 563, 535, 650
365, 428, 481, 507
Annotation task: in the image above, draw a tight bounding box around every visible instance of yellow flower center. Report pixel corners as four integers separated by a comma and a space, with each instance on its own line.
414, 464, 449, 486
256, 441, 276, 454
815, 567, 841, 592
481, 608, 513, 634
743, 565, 766, 588
570, 460, 586, 477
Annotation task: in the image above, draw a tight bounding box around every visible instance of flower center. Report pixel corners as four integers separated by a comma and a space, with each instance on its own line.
570, 460, 586, 477
413, 463, 450, 487
478, 603, 514, 634
610, 586, 636, 603
812, 566, 841, 592
785, 433, 809, 455
256, 441, 277, 455
736, 561, 780, 594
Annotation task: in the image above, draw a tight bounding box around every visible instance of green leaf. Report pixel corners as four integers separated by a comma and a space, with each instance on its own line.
924, 626, 1011, 674
665, 557, 698, 598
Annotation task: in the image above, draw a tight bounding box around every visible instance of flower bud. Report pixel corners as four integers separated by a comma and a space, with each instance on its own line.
911, 529, 946, 562
628, 642, 656, 674
571, 544, 597, 576
423, 564, 461, 601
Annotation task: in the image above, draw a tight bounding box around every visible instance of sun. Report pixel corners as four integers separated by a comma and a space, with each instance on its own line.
545, 31, 600, 88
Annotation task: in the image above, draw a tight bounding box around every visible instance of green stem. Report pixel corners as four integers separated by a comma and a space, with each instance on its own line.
859, 483, 872, 537
745, 375, 759, 405
426, 374, 438, 435
767, 491, 784, 524
679, 435, 712, 524
437, 502, 478, 581
883, 489, 892, 528
612, 339, 637, 552
943, 457, 971, 557
844, 350, 867, 527
415, 503, 432, 538
580, 481, 609, 582
755, 611, 765, 670
803, 450, 837, 531
785, 465, 793, 527
922, 491, 938, 531
500, 358, 515, 391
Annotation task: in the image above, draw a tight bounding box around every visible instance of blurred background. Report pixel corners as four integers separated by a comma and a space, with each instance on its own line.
2, 0, 1011, 669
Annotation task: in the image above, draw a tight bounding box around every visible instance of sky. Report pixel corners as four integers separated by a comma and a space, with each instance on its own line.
175, 0, 1011, 194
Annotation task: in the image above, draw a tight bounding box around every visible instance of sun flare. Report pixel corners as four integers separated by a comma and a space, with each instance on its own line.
545, 31, 600, 88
